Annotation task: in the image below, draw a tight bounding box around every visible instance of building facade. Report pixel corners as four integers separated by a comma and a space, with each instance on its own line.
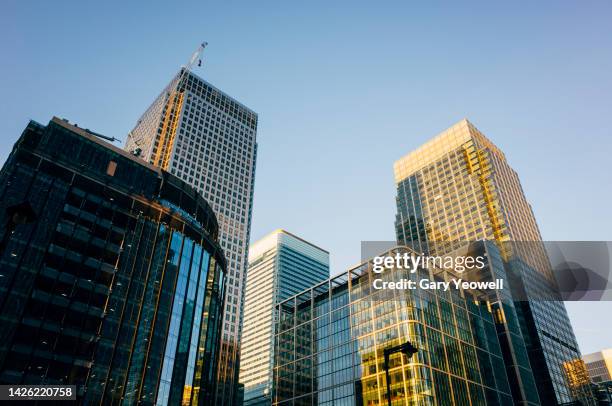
126, 69, 258, 404
584, 349, 612, 384
240, 230, 329, 405
273, 244, 539, 405
393, 119, 589, 404
591, 381, 612, 405
0, 118, 226, 405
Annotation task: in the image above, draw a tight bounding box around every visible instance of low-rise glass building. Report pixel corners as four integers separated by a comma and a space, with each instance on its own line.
273, 243, 540, 405
0, 117, 226, 405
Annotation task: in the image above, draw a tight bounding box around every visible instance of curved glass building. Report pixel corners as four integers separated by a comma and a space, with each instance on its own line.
0, 117, 226, 405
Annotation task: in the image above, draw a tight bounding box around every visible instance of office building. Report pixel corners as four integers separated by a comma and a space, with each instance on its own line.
126, 69, 258, 404
273, 243, 539, 405
394, 119, 590, 404
592, 381, 612, 405
584, 349, 612, 383
241, 229, 329, 405
0, 118, 226, 405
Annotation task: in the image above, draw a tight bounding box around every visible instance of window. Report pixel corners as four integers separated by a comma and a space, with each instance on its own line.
106, 160, 117, 176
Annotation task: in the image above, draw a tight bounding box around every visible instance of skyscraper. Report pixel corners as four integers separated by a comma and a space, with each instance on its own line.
126, 69, 257, 404
0, 117, 226, 404
394, 119, 589, 404
240, 229, 329, 405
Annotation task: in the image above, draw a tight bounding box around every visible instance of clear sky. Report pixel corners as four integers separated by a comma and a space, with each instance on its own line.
2, 1, 611, 354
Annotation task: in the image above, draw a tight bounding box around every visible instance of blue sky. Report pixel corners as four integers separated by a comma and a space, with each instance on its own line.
2, 1, 611, 353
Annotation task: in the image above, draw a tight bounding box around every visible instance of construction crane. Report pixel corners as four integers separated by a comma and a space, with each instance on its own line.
175, 41, 208, 93
127, 42, 208, 159
84, 128, 122, 144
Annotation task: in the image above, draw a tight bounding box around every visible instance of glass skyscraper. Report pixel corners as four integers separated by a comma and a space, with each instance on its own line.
0, 117, 226, 405
273, 243, 538, 405
394, 119, 590, 405
126, 69, 258, 404
240, 229, 329, 405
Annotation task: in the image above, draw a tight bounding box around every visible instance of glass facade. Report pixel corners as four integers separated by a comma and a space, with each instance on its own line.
393, 119, 593, 405
241, 230, 329, 405
0, 117, 226, 405
273, 244, 531, 405
126, 69, 258, 405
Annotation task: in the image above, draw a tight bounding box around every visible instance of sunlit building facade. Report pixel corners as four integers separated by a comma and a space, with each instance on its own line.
562, 358, 595, 403
393, 119, 590, 404
240, 229, 329, 405
126, 69, 258, 404
0, 118, 226, 404
273, 244, 538, 405
584, 349, 612, 384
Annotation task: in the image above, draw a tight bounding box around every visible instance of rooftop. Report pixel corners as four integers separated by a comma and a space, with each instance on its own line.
249, 228, 329, 265
393, 118, 505, 183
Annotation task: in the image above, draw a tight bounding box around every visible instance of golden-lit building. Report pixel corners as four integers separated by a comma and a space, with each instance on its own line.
583, 349, 612, 383
393, 119, 590, 404
563, 358, 595, 402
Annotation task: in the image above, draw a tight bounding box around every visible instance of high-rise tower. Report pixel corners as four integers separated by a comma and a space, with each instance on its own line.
0, 118, 226, 404
240, 229, 329, 405
126, 69, 257, 404
394, 119, 589, 404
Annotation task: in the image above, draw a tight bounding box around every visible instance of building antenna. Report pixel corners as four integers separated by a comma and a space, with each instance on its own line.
127, 42, 208, 158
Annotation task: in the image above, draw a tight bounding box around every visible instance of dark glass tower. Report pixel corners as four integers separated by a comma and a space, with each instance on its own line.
0, 117, 226, 405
